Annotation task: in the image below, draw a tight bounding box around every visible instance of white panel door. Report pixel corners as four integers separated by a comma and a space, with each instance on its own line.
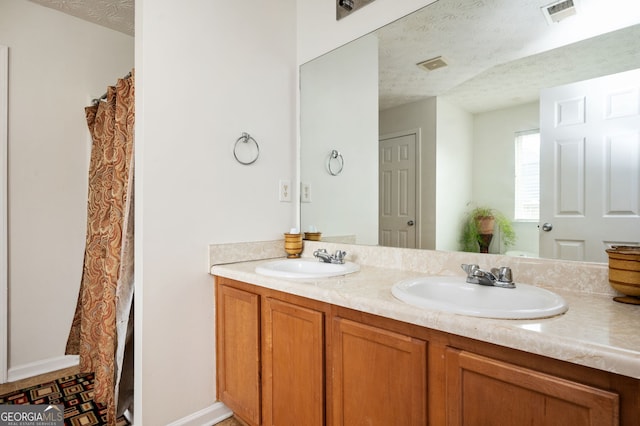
540, 69, 640, 262
379, 133, 417, 248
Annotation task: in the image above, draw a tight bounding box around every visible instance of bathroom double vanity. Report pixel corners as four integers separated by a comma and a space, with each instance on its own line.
210, 241, 640, 425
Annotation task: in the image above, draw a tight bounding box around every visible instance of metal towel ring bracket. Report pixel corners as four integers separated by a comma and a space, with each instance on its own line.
233, 132, 260, 165
327, 149, 344, 176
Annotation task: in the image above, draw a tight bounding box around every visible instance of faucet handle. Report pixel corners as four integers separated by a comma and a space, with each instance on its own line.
491, 266, 513, 283
314, 248, 327, 255
461, 264, 480, 276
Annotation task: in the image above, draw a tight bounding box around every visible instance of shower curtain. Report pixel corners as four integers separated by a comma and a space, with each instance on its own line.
66, 70, 135, 425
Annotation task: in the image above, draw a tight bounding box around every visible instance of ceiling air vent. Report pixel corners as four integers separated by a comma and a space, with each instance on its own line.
542, 0, 577, 24
417, 56, 448, 72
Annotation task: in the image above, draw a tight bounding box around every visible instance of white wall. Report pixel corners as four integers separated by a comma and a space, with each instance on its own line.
473, 101, 540, 254
136, 0, 297, 423
435, 98, 473, 251
300, 35, 378, 244
0, 0, 133, 374
380, 98, 437, 249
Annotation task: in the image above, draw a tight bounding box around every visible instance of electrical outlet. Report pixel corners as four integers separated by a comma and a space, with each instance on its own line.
301, 182, 312, 203
279, 179, 291, 202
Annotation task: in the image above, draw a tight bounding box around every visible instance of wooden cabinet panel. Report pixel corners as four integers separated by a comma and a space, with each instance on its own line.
214, 277, 637, 426
216, 284, 261, 426
332, 317, 427, 426
446, 348, 619, 426
262, 297, 325, 426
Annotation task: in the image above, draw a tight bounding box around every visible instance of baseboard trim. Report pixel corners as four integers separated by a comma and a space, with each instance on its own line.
7, 355, 79, 383
165, 402, 233, 426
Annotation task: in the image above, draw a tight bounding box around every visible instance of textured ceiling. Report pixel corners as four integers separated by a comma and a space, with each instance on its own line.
441, 24, 640, 113
376, 0, 640, 112
27, 0, 134, 36
27, 0, 640, 114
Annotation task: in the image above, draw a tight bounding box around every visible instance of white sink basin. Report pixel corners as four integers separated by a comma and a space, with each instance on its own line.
392, 276, 568, 319
255, 258, 360, 279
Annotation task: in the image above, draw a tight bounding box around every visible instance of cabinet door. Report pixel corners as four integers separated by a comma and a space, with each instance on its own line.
446, 348, 619, 426
216, 284, 261, 426
262, 297, 325, 426
332, 317, 427, 426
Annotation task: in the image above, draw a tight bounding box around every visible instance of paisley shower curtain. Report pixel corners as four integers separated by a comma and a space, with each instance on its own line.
66, 70, 135, 425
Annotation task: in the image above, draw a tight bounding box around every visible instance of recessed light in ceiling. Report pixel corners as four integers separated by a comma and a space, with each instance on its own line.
541, 0, 578, 24
417, 56, 448, 72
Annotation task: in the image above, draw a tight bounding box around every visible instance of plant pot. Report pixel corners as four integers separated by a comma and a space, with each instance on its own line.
476, 215, 495, 234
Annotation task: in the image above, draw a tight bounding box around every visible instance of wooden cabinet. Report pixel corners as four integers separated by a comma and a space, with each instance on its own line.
262, 297, 325, 426
445, 348, 619, 426
216, 284, 261, 425
216, 278, 327, 426
215, 276, 639, 426
332, 318, 427, 426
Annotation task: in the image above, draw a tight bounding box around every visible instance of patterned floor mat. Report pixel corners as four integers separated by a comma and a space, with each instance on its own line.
0, 373, 129, 426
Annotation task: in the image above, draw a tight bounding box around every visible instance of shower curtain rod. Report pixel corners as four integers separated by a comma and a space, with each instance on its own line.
91, 72, 132, 106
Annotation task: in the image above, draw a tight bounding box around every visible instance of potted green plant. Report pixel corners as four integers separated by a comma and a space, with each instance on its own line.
460, 206, 516, 253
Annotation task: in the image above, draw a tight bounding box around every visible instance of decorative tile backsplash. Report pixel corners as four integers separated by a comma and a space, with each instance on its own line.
209, 240, 616, 296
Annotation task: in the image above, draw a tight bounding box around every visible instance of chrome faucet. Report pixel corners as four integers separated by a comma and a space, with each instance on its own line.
314, 248, 347, 264
461, 264, 516, 289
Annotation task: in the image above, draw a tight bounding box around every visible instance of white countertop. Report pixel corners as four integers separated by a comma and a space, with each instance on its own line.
212, 258, 640, 380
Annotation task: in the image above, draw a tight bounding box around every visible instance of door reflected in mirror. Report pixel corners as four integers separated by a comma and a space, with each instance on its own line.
300, 0, 640, 263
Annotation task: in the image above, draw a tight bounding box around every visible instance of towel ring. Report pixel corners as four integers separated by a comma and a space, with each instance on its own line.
327, 149, 344, 176
233, 132, 260, 165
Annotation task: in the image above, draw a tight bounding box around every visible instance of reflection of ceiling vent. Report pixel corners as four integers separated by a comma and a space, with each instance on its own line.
417, 56, 448, 72
542, 0, 577, 24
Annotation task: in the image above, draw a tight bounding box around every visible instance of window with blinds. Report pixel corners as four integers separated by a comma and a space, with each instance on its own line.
514, 130, 540, 221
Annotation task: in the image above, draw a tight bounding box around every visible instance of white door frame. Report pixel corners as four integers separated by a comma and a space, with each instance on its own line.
0, 45, 9, 383
379, 129, 421, 248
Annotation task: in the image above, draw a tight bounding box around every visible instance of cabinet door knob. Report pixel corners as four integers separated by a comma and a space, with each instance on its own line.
407, 220, 415, 226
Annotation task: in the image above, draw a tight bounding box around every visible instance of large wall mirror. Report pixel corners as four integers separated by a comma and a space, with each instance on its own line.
300, 0, 640, 263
